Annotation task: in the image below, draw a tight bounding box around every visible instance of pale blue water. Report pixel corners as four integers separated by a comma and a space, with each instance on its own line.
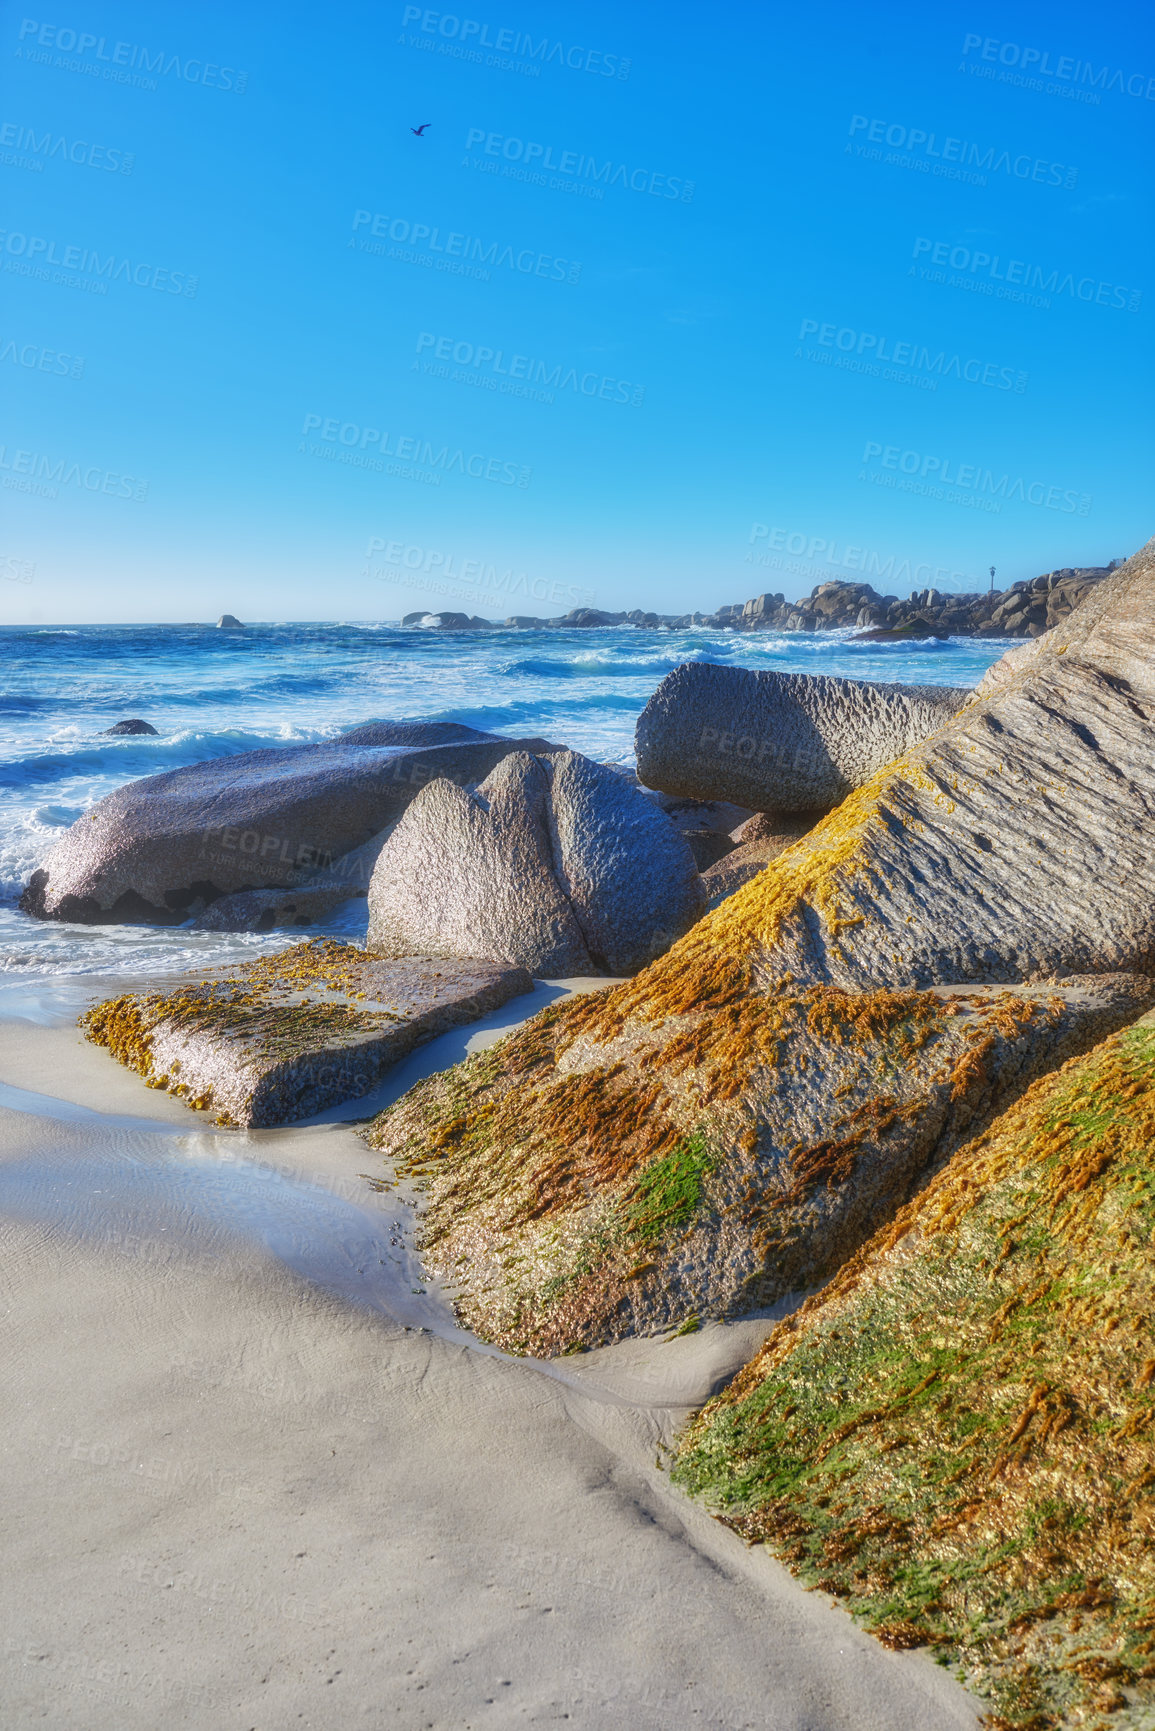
0, 619, 1010, 976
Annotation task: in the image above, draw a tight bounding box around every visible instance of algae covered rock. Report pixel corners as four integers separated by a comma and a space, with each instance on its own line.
365, 973, 1153, 1354
80, 940, 532, 1127
673, 1010, 1155, 1731
367, 748, 705, 976
634, 664, 967, 813
364, 538, 1155, 1353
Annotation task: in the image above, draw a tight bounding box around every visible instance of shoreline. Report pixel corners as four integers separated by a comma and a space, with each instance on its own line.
0, 978, 979, 1729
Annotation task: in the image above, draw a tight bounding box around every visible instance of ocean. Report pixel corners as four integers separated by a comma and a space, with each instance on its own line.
0, 619, 1010, 978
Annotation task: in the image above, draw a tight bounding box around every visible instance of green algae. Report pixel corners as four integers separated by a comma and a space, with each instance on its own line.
672, 1019, 1155, 1729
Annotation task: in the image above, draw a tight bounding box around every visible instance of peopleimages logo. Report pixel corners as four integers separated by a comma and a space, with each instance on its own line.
0, 119, 133, 172
399, 8, 630, 79
0, 230, 197, 295
15, 19, 248, 91
798, 319, 1027, 391
350, 210, 581, 284
464, 128, 694, 201
415, 332, 645, 406
910, 239, 1142, 313
365, 537, 595, 609
861, 442, 1092, 516
1, 334, 85, 376
848, 114, 1078, 188
960, 33, 1155, 101
746, 525, 974, 590
301, 414, 531, 487
0, 444, 148, 501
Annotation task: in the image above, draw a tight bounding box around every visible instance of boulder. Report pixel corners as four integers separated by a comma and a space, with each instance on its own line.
216, 614, 244, 628
681, 830, 737, 872
674, 1010, 1155, 1724
364, 537, 1155, 1352
103, 718, 158, 736
366, 973, 1155, 1353
20, 722, 555, 926
635, 664, 968, 812
367, 749, 706, 976
701, 816, 817, 909
80, 940, 533, 1128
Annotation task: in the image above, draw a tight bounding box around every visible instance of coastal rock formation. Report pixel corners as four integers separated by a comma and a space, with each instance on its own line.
103, 718, 158, 736
366, 538, 1155, 1351
367, 749, 706, 976
190, 824, 398, 932
701, 817, 816, 909
80, 940, 532, 1128
20, 721, 553, 926
707, 563, 1123, 640
674, 1011, 1155, 1729
367, 974, 1155, 1354
216, 614, 244, 628
635, 664, 967, 812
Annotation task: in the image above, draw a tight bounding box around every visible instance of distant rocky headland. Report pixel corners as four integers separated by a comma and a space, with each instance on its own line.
405, 559, 1123, 640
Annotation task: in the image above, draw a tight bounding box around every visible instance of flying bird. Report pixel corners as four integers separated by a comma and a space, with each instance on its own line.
410, 123, 431, 136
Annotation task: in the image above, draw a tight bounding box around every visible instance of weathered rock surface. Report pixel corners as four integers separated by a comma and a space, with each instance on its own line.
701, 824, 813, 909
20, 722, 553, 926
674, 1010, 1155, 1728
366, 973, 1155, 1353
367, 749, 705, 976
635, 664, 967, 812
80, 940, 533, 1128
365, 537, 1155, 1352
104, 718, 158, 736
190, 823, 399, 932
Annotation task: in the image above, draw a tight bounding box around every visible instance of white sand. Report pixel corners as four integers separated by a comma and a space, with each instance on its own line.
0, 975, 979, 1729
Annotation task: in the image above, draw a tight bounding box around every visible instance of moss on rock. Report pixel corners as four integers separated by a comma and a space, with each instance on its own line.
672, 1013, 1155, 1729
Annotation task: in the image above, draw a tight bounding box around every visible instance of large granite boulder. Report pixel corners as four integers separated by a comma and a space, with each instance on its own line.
634, 664, 968, 812
365, 537, 1155, 1351
20, 721, 553, 926
367, 749, 706, 976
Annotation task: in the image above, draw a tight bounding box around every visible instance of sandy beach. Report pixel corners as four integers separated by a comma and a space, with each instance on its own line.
0, 975, 979, 1730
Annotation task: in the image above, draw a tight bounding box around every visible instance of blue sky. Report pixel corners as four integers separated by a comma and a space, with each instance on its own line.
1, 0, 1152, 621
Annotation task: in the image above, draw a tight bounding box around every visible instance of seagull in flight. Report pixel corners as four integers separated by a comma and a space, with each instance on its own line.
410, 123, 431, 136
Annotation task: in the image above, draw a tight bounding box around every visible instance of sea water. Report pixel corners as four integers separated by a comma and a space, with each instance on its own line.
0, 619, 1009, 978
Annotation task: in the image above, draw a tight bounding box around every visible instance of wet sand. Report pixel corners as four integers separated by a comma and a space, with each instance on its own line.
0, 975, 979, 1729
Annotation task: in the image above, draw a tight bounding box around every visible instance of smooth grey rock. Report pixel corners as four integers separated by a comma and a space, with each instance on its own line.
103, 718, 158, 736
367, 749, 706, 976
81, 944, 533, 1127
217, 614, 244, 628
635, 664, 968, 812
20, 724, 554, 926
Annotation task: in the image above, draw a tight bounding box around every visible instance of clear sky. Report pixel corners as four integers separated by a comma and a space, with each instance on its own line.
1, 0, 1152, 622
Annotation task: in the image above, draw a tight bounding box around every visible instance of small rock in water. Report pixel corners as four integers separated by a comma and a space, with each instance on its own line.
216, 613, 244, 628
103, 718, 158, 736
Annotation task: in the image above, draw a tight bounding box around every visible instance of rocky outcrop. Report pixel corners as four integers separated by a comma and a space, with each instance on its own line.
367, 749, 705, 976
674, 1010, 1155, 1728
365, 537, 1155, 1352
366, 974, 1155, 1354
216, 614, 244, 628
80, 940, 532, 1128
705, 564, 1124, 640
635, 664, 967, 812
20, 722, 553, 926
104, 718, 158, 736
